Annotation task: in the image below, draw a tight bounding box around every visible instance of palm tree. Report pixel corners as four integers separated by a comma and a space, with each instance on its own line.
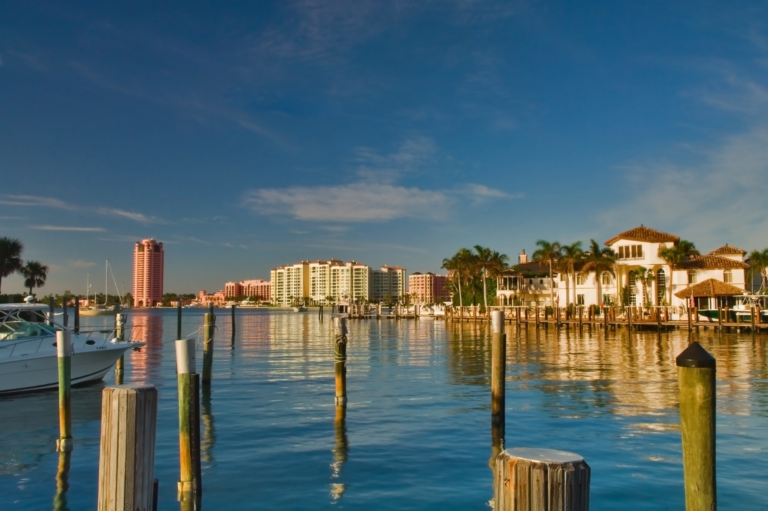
582, 239, 616, 307
559, 241, 584, 306
748, 248, 768, 292
442, 248, 474, 308
473, 245, 494, 309
485, 250, 510, 306
658, 240, 700, 304
627, 266, 655, 306
532, 240, 561, 307
21, 261, 49, 297
0, 237, 24, 295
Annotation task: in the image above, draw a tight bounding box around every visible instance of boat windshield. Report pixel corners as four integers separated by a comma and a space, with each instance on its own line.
0, 320, 56, 341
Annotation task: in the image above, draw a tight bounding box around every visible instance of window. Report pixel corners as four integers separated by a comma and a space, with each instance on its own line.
601, 272, 611, 285
560, 274, 566, 281
723, 270, 732, 283
576, 274, 584, 285
688, 271, 697, 284
577, 294, 585, 305
618, 244, 644, 259
656, 269, 666, 305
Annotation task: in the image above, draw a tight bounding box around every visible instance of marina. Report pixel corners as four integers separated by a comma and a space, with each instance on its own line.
1, 308, 768, 509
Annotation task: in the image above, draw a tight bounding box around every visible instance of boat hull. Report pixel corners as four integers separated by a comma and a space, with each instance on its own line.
0, 344, 134, 394
79, 308, 119, 317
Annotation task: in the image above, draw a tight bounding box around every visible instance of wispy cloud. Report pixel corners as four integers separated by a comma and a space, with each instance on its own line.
69, 260, 96, 269
30, 225, 106, 232
460, 184, 523, 204
354, 137, 436, 183
98, 207, 165, 224
0, 195, 75, 209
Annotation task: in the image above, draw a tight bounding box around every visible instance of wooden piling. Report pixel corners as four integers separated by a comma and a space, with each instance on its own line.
97, 384, 158, 511
717, 307, 723, 331
230, 304, 236, 344
175, 338, 201, 505
177, 302, 183, 340
491, 311, 506, 426
73, 297, 80, 334
202, 312, 214, 385
62, 299, 68, 327
56, 330, 73, 452
334, 317, 348, 407
676, 342, 716, 511
54, 449, 71, 511
48, 296, 55, 327
495, 448, 590, 511
115, 313, 126, 385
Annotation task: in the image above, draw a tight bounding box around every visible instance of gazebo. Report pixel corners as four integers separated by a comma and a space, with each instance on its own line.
674, 278, 746, 310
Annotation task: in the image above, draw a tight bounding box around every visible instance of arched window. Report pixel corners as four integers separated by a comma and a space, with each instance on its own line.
601, 272, 612, 286
723, 269, 732, 283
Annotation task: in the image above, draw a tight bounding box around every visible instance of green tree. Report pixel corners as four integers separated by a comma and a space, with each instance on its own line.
658, 240, 700, 304
442, 248, 474, 308
627, 266, 655, 306
558, 241, 584, 306
582, 239, 616, 307
20, 260, 49, 297
0, 237, 24, 295
748, 248, 768, 292
532, 240, 561, 307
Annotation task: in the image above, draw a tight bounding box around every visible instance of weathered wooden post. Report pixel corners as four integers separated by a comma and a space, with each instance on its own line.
56, 330, 73, 453
495, 448, 590, 511
48, 296, 55, 327
202, 312, 214, 385
535, 306, 539, 328
97, 384, 158, 511
676, 342, 716, 511
757, 306, 762, 325
717, 306, 723, 331
334, 317, 348, 407
230, 304, 236, 346
62, 298, 68, 327
177, 301, 183, 340
175, 338, 201, 507
73, 297, 80, 334
115, 313, 126, 385
688, 305, 693, 330
54, 449, 71, 511
491, 311, 506, 426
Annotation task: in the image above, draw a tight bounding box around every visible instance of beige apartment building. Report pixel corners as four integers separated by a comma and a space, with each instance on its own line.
271, 260, 406, 305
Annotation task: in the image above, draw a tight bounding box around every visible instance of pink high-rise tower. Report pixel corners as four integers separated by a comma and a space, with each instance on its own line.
133, 239, 164, 307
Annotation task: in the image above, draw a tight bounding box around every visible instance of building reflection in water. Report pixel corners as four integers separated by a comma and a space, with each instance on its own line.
446, 322, 768, 424
128, 312, 164, 384
330, 406, 348, 501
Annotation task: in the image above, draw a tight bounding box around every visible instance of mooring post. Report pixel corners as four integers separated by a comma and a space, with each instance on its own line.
62, 298, 68, 327
48, 296, 55, 327
56, 330, 73, 453
97, 384, 158, 511
231, 304, 236, 339
115, 313, 126, 385
202, 312, 214, 385
334, 317, 348, 407
495, 448, 590, 510
73, 297, 80, 334
54, 447, 71, 511
677, 342, 716, 510
177, 301, 183, 340
491, 311, 506, 426
175, 338, 201, 506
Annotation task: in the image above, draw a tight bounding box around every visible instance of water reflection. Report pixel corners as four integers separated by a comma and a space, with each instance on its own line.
201, 386, 216, 464
53, 450, 71, 511
130, 312, 164, 384
330, 406, 348, 501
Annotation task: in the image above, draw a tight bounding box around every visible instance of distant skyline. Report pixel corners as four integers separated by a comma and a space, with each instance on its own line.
2, 1, 767, 294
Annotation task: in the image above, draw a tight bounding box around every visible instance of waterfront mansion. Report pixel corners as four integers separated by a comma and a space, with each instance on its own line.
496, 225, 751, 309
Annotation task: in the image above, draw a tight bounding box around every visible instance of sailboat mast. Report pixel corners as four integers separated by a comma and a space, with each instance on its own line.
105, 260, 109, 305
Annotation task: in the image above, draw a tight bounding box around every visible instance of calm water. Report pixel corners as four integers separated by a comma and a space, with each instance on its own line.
1, 309, 768, 510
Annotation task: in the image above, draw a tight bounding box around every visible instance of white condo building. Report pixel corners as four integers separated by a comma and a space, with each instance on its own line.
271, 260, 406, 305
496, 225, 750, 309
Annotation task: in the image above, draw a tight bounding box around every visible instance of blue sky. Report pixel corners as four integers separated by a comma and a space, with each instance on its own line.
2, 1, 767, 295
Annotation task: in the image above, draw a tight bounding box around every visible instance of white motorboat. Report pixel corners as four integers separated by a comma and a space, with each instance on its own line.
0, 304, 143, 394
292, 306, 308, 313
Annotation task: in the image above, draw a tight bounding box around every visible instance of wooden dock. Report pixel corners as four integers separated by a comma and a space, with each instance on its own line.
445, 305, 768, 333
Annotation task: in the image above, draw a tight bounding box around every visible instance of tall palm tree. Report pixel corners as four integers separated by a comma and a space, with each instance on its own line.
473, 245, 494, 309
442, 248, 474, 308
658, 240, 700, 304
532, 240, 561, 307
748, 248, 768, 292
559, 241, 584, 306
0, 237, 24, 295
21, 261, 49, 296
582, 239, 616, 307
485, 249, 510, 306
627, 266, 655, 306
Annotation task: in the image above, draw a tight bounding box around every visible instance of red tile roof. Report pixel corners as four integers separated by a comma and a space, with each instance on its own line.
605, 226, 680, 246
708, 244, 747, 256
674, 279, 746, 298
681, 255, 749, 270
